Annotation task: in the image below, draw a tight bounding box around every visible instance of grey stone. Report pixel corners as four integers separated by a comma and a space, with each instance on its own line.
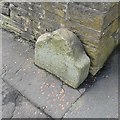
35, 28, 90, 88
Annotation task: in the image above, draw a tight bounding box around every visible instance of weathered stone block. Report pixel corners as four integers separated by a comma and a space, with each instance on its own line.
35, 28, 90, 88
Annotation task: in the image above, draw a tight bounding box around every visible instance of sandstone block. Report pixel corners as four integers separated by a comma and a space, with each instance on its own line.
35, 28, 90, 88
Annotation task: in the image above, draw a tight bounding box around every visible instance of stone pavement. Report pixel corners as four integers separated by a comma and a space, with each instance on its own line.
1, 29, 119, 118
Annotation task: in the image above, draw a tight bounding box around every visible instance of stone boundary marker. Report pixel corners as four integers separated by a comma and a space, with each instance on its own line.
35, 28, 90, 88
1, 30, 82, 118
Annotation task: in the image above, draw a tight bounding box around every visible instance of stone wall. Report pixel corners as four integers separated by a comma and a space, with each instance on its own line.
0, 2, 120, 75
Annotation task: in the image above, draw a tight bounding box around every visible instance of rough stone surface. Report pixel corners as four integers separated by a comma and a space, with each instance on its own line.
35, 28, 90, 88
0, 2, 10, 16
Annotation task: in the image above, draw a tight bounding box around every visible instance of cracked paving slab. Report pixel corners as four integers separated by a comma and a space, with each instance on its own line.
1, 30, 82, 118
2, 80, 49, 118
63, 47, 119, 118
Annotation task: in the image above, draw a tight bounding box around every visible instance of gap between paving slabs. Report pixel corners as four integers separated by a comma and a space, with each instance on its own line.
1, 30, 93, 118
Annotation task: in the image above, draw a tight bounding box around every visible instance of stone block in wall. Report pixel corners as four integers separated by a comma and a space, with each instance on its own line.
0, 2, 10, 16
10, 4, 43, 23
10, 7, 35, 35
0, 13, 35, 42
40, 3, 66, 18
35, 28, 90, 88
10, 5, 28, 17
10, 3, 30, 11
75, 18, 119, 74
67, 3, 119, 32
1, 13, 25, 30
53, 2, 67, 10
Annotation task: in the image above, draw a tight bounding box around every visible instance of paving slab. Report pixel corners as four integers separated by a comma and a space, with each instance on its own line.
12, 95, 49, 118
2, 80, 49, 118
1, 30, 82, 118
63, 47, 119, 118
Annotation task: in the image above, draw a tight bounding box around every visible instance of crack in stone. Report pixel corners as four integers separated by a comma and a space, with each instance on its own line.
10, 94, 19, 119
15, 67, 22, 75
